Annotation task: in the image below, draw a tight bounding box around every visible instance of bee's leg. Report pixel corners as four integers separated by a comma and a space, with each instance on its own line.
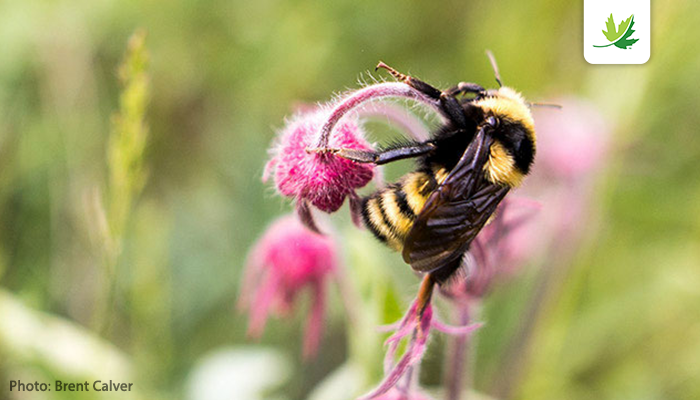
376, 61, 441, 98
445, 82, 486, 97
311, 142, 435, 165
415, 273, 436, 337
376, 62, 468, 129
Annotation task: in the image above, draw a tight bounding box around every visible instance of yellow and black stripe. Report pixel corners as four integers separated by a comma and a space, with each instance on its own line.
361, 171, 439, 251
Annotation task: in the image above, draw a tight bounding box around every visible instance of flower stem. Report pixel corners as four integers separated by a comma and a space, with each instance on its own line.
445, 306, 472, 400
592, 43, 614, 47
315, 82, 441, 148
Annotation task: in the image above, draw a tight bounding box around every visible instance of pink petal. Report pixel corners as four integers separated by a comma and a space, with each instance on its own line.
247, 270, 280, 338
296, 200, 322, 234
303, 280, 326, 359
362, 327, 431, 400
376, 322, 401, 333
432, 320, 482, 336
383, 302, 420, 373
359, 347, 419, 400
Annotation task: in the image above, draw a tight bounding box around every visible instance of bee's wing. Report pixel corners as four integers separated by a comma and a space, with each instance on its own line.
402, 129, 509, 273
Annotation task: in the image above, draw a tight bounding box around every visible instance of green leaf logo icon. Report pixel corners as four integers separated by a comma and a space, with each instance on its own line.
594, 13, 639, 49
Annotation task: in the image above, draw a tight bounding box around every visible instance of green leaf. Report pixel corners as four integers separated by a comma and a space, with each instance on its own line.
602, 14, 618, 42
615, 15, 633, 41
602, 14, 633, 43
613, 15, 639, 49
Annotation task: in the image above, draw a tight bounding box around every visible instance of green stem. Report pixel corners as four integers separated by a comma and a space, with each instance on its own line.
593, 43, 614, 47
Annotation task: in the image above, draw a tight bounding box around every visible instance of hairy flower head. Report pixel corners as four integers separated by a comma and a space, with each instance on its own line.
265, 110, 375, 213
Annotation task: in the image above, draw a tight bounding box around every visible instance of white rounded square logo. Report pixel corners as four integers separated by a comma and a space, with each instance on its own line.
584, 0, 650, 64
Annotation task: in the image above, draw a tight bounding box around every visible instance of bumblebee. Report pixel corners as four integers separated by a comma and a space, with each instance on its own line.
326, 56, 536, 313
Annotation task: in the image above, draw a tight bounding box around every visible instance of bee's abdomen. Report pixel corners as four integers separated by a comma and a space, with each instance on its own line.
361, 171, 437, 251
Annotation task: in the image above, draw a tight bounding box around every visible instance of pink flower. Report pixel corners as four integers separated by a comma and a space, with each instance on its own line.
360, 300, 480, 400
238, 215, 337, 358
265, 110, 375, 213
264, 82, 444, 231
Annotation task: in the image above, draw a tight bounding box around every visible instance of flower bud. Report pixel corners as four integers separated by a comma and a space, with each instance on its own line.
265, 110, 375, 213
238, 215, 338, 358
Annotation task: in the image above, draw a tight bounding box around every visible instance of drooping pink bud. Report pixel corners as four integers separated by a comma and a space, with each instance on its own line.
238, 215, 338, 358
265, 110, 375, 213
265, 82, 443, 221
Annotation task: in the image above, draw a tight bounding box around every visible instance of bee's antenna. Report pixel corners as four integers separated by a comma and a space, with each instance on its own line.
528, 102, 563, 109
485, 50, 503, 88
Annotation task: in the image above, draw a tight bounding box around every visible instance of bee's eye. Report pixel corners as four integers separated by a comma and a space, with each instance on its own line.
486, 116, 499, 128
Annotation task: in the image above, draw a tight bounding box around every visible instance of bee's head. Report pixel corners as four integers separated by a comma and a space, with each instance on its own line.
474, 87, 536, 187
480, 87, 536, 137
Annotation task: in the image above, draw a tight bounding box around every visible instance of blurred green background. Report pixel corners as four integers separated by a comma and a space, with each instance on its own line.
1, 0, 699, 399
